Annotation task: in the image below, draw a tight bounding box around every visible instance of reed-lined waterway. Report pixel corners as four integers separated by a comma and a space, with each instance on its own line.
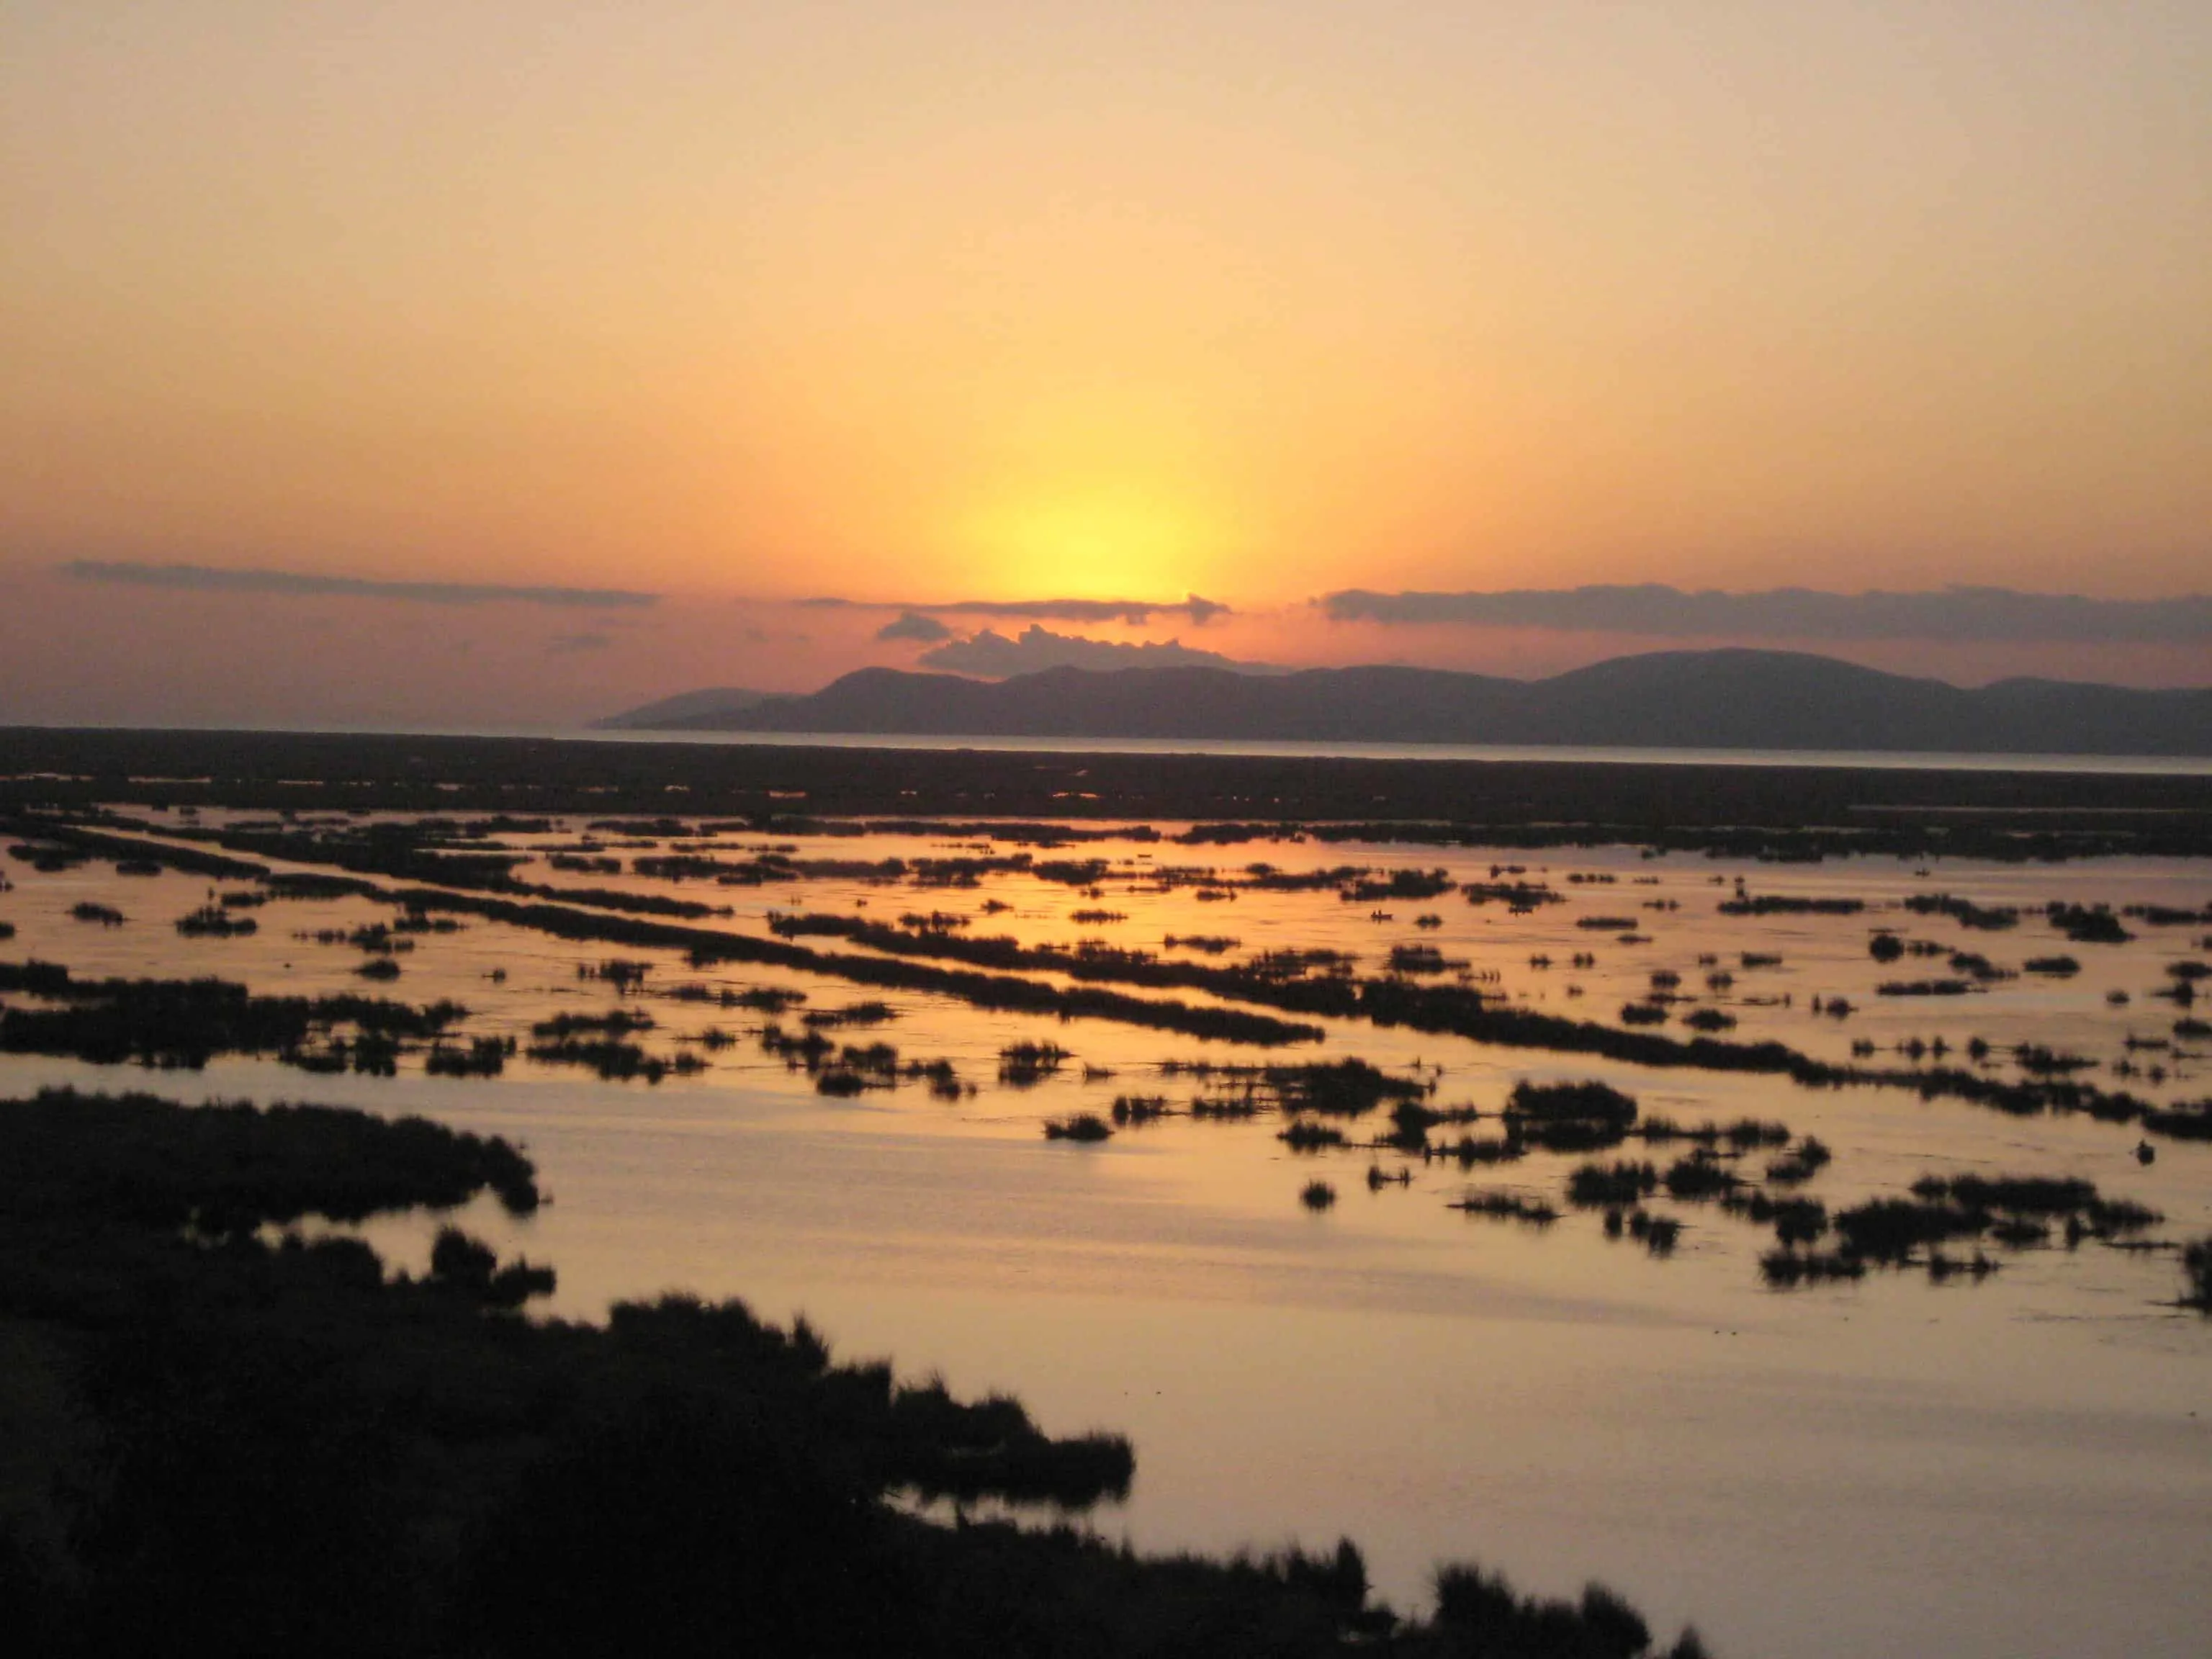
3, 763, 2208, 1656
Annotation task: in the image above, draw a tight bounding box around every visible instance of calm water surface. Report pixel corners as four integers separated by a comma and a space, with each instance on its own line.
2, 813, 2208, 1658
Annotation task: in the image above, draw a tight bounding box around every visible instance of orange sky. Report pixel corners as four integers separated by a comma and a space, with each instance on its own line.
4, 4, 2208, 724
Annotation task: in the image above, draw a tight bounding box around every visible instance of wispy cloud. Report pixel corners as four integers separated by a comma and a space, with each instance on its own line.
547, 631, 614, 654
807, 593, 1229, 626
918, 624, 1277, 678
1319, 585, 2212, 644
66, 560, 658, 610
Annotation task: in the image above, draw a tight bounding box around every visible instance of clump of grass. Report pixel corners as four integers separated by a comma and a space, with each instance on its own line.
1905, 892, 2019, 931
1831, 1197, 1984, 1262
1162, 933, 1238, 954
1566, 1160, 1657, 1208
577, 958, 652, 992
2182, 1237, 2212, 1312
999, 1042, 1071, 1087
175, 904, 257, 938
1451, 1190, 1557, 1225
2046, 902, 2130, 944
1760, 1248, 1868, 1287
536, 1010, 656, 1038
1628, 1211, 1682, 1255
1720, 1118, 1791, 1149
1501, 1080, 1637, 1154
1721, 894, 1864, 917
1876, 979, 1977, 997
71, 902, 127, 926
426, 1035, 516, 1078
1764, 1136, 1833, 1184
902, 1057, 966, 1100
1387, 943, 1466, 975
1924, 1249, 2002, 1283
1300, 1179, 1337, 1210
1043, 1113, 1113, 1143
527, 1035, 670, 1084
1662, 1156, 1741, 1201
800, 1001, 897, 1029
1723, 1191, 1829, 1245
1189, 1096, 1262, 1120
1278, 1119, 1346, 1152
1435, 1134, 1526, 1167
1110, 1094, 1171, 1125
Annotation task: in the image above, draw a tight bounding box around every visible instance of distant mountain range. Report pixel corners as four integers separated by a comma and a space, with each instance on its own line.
599, 649, 2212, 757
599, 686, 778, 729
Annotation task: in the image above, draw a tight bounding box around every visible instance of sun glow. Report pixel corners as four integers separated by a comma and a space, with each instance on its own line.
962, 486, 1228, 603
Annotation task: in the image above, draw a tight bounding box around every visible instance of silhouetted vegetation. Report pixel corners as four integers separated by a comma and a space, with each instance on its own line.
1427, 1562, 1712, 1658
1110, 1093, 1172, 1125
0, 961, 467, 1071
1904, 893, 2019, 931
1804, 1172, 2162, 1272
1719, 894, 1863, 916
1500, 1080, 1638, 1153
1452, 1190, 1559, 1225
1662, 1156, 1742, 1202
2183, 1238, 2212, 1312
1000, 1041, 1071, 1087
1758, 1248, 1867, 1287
174, 902, 256, 938
426, 1035, 516, 1077
0, 1085, 540, 1229
2046, 902, 2131, 945
1567, 1160, 1658, 1207
12, 1089, 1496, 1656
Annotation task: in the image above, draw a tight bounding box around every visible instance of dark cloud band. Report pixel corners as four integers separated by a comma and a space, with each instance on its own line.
809, 593, 1228, 626
1319, 585, 2212, 644
65, 560, 658, 610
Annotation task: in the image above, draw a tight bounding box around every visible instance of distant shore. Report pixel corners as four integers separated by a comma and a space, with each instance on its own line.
6, 727, 2212, 858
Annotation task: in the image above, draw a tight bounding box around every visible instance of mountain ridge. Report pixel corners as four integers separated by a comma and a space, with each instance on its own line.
599, 649, 2212, 757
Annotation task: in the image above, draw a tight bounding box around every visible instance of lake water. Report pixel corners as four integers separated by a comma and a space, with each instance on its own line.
576, 728, 2212, 776
54, 717, 2212, 775
2, 811, 2208, 1656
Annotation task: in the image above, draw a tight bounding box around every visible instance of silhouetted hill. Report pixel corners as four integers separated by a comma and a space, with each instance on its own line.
596, 686, 779, 729
606, 649, 2212, 756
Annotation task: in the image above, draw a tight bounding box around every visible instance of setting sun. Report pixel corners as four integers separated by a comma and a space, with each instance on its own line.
960, 485, 1229, 603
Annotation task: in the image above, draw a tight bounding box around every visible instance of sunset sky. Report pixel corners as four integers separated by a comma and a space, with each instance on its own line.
4, 2, 2208, 727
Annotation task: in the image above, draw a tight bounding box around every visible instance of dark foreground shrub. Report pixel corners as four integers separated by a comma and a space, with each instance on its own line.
454, 1396, 916, 1659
